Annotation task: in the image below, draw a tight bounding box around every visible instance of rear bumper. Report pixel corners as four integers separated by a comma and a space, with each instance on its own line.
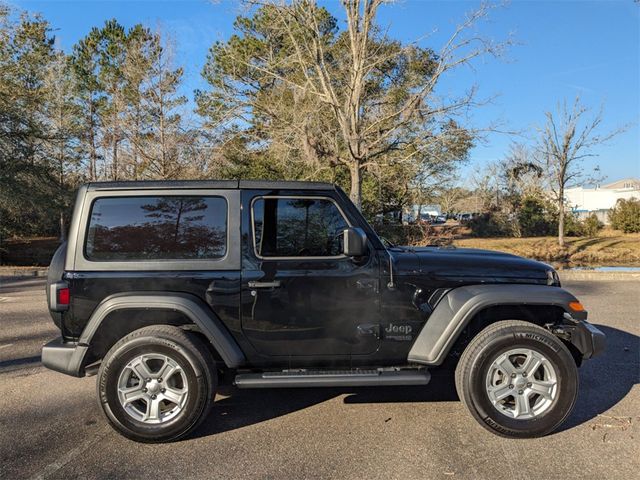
41, 338, 88, 377
571, 320, 606, 360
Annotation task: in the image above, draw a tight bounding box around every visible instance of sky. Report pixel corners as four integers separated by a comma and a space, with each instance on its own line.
11, 0, 640, 186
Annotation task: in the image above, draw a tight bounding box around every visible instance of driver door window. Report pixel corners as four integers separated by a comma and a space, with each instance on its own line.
252, 197, 348, 258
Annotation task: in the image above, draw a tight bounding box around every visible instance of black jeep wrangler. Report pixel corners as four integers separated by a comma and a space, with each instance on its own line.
42, 180, 605, 442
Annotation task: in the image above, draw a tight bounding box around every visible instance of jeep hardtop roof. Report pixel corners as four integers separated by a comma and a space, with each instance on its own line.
85, 180, 337, 191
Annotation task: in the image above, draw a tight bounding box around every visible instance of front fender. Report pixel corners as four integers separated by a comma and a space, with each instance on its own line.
407, 284, 583, 366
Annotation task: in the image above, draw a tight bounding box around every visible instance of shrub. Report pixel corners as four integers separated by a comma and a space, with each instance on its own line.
563, 212, 584, 237
374, 224, 424, 245
517, 197, 556, 236
609, 198, 640, 233
582, 213, 603, 237
375, 223, 458, 246
469, 211, 514, 237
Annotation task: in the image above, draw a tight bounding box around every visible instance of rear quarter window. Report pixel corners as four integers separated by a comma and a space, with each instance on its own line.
85, 196, 227, 261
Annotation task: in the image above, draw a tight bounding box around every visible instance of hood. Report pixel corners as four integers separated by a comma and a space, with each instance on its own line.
389, 245, 554, 285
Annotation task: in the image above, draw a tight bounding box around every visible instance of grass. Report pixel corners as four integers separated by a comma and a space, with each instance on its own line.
453, 232, 640, 267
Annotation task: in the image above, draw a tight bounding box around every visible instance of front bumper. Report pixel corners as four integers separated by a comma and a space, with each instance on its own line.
41, 338, 88, 377
571, 320, 606, 359
557, 312, 605, 360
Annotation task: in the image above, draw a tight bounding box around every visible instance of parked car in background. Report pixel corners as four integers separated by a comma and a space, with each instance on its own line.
458, 213, 473, 223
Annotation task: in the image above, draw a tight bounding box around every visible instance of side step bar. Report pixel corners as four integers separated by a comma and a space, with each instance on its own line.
234, 369, 430, 389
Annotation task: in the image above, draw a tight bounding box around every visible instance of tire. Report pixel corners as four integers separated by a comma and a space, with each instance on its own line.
97, 325, 216, 443
455, 320, 578, 438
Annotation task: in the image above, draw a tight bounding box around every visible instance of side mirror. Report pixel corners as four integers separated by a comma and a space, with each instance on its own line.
343, 227, 368, 257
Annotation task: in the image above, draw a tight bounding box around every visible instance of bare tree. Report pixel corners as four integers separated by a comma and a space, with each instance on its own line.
471, 161, 501, 212
500, 143, 544, 201
201, 0, 508, 209
121, 25, 155, 180
538, 97, 626, 246
437, 184, 470, 215
45, 51, 82, 240
136, 33, 189, 179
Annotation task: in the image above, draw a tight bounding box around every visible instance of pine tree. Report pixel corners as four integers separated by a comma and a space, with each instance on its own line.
44, 50, 82, 239
121, 24, 155, 179
0, 7, 58, 238
96, 20, 127, 181
71, 26, 104, 181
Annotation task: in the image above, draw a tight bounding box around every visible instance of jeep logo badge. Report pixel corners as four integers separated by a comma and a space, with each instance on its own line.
384, 323, 413, 340
385, 324, 413, 334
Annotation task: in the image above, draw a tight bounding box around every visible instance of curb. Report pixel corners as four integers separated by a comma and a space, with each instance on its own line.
0, 268, 48, 278
559, 270, 640, 281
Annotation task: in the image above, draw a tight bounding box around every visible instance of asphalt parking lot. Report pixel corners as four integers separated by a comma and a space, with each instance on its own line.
0, 277, 638, 480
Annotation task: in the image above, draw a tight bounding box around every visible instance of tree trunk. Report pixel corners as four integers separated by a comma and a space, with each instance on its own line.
112, 139, 118, 181
89, 126, 97, 181
59, 141, 66, 242
59, 212, 66, 242
89, 103, 97, 181
349, 162, 362, 210
558, 187, 565, 247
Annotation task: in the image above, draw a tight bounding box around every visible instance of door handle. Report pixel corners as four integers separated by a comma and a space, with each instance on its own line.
357, 323, 380, 339
247, 280, 282, 289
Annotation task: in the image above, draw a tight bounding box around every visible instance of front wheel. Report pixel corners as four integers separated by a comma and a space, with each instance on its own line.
455, 320, 578, 438
97, 325, 216, 443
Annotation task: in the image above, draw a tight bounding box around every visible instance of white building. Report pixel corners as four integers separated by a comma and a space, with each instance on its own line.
565, 178, 640, 224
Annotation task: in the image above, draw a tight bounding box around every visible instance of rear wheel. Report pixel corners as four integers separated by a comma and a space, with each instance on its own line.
97, 325, 216, 443
455, 320, 578, 438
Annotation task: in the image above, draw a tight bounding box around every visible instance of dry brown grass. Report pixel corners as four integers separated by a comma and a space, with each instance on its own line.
453, 232, 640, 266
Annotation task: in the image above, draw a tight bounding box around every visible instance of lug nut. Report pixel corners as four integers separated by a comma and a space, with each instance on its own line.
511, 373, 516, 378
158, 378, 163, 382
509, 384, 514, 389
142, 388, 147, 393
518, 390, 523, 395
146, 378, 151, 382
522, 372, 527, 377
151, 394, 157, 399
527, 382, 532, 387
161, 388, 166, 393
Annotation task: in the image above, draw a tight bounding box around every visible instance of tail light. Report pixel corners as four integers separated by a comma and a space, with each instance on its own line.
49, 281, 70, 311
